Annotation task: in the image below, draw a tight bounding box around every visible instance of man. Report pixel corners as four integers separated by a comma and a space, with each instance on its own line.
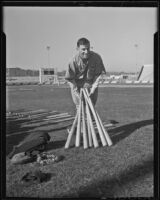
65, 37, 106, 111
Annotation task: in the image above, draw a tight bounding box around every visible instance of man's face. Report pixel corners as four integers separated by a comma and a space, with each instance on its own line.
77, 44, 90, 60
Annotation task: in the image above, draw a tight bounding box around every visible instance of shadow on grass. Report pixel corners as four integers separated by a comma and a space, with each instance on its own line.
6, 111, 47, 156
21, 171, 53, 184
34, 122, 72, 132
6, 119, 71, 156
109, 119, 153, 145
15, 172, 53, 190
6, 119, 31, 134
6, 120, 36, 156
46, 140, 66, 151
75, 155, 153, 198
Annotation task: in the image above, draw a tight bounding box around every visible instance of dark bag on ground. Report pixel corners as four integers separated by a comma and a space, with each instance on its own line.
9, 131, 50, 159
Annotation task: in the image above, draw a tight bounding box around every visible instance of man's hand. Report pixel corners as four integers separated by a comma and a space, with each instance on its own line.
89, 86, 96, 96
68, 81, 80, 98
83, 82, 92, 89
89, 75, 101, 96
73, 87, 80, 99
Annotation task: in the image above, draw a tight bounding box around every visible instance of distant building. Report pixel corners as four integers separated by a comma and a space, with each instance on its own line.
121, 75, 128, 79
137, 64, 153, 82
39, 67, 59, 84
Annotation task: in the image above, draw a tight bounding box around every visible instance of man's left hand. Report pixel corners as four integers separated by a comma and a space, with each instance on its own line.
89, 86, 96, 96
83, 83, 92, 89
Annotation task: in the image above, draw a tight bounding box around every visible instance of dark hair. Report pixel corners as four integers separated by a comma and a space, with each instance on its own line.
77, 38, 90, 47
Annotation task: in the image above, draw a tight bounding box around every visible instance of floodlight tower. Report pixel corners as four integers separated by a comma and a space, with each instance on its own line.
134, 44, 138, 68
46, 46, 50, 67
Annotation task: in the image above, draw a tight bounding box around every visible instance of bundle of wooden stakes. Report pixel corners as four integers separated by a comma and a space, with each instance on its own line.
65, 88, 113, 149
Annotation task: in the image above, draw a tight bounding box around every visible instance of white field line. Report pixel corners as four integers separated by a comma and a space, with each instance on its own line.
43, 117, 74, 123
26, 111, 58, 118
6, 109, 49, 119
22, 109, 46, 114
7, 109, 46, 116
43, 115, 71, 121
9, 112, 51, 121
21, 113, 70, 125
19, 88, 34, 91
28, 110, 58, 116
7, 111, 59, 121
22, 114, 72, 125
22, 121, 113, 130
6, 115, 22, 119
46, 113, 69, 118
94, 123, 114, 129
6, 110, 58, 120
21, 116, 75, 128
27, 113, 70, 122
46, 113, 71, 119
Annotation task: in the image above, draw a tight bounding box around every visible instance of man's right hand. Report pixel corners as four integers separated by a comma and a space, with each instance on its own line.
73, 87, 80, 99
68, 81, 80, 99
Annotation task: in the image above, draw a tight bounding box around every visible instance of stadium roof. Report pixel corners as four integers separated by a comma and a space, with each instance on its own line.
137, 64, 153, 82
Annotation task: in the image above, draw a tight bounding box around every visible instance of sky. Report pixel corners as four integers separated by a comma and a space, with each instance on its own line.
3, 6, 157, 72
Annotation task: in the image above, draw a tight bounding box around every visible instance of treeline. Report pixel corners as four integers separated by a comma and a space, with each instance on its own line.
6, 68, 67, 77
6, 67, 137, 77
7, 68, 39, 77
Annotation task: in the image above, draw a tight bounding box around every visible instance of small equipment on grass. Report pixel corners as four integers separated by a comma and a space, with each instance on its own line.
9, 131, 51, 161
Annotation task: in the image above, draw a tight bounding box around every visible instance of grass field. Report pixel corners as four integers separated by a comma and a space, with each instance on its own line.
6, 85, 153, 198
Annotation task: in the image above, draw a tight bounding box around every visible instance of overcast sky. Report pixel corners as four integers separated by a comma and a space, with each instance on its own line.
3, 6, 157, 72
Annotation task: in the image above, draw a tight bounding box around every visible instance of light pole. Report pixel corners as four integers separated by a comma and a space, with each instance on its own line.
46, 46, 50, 67
134, 44, 138, 68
